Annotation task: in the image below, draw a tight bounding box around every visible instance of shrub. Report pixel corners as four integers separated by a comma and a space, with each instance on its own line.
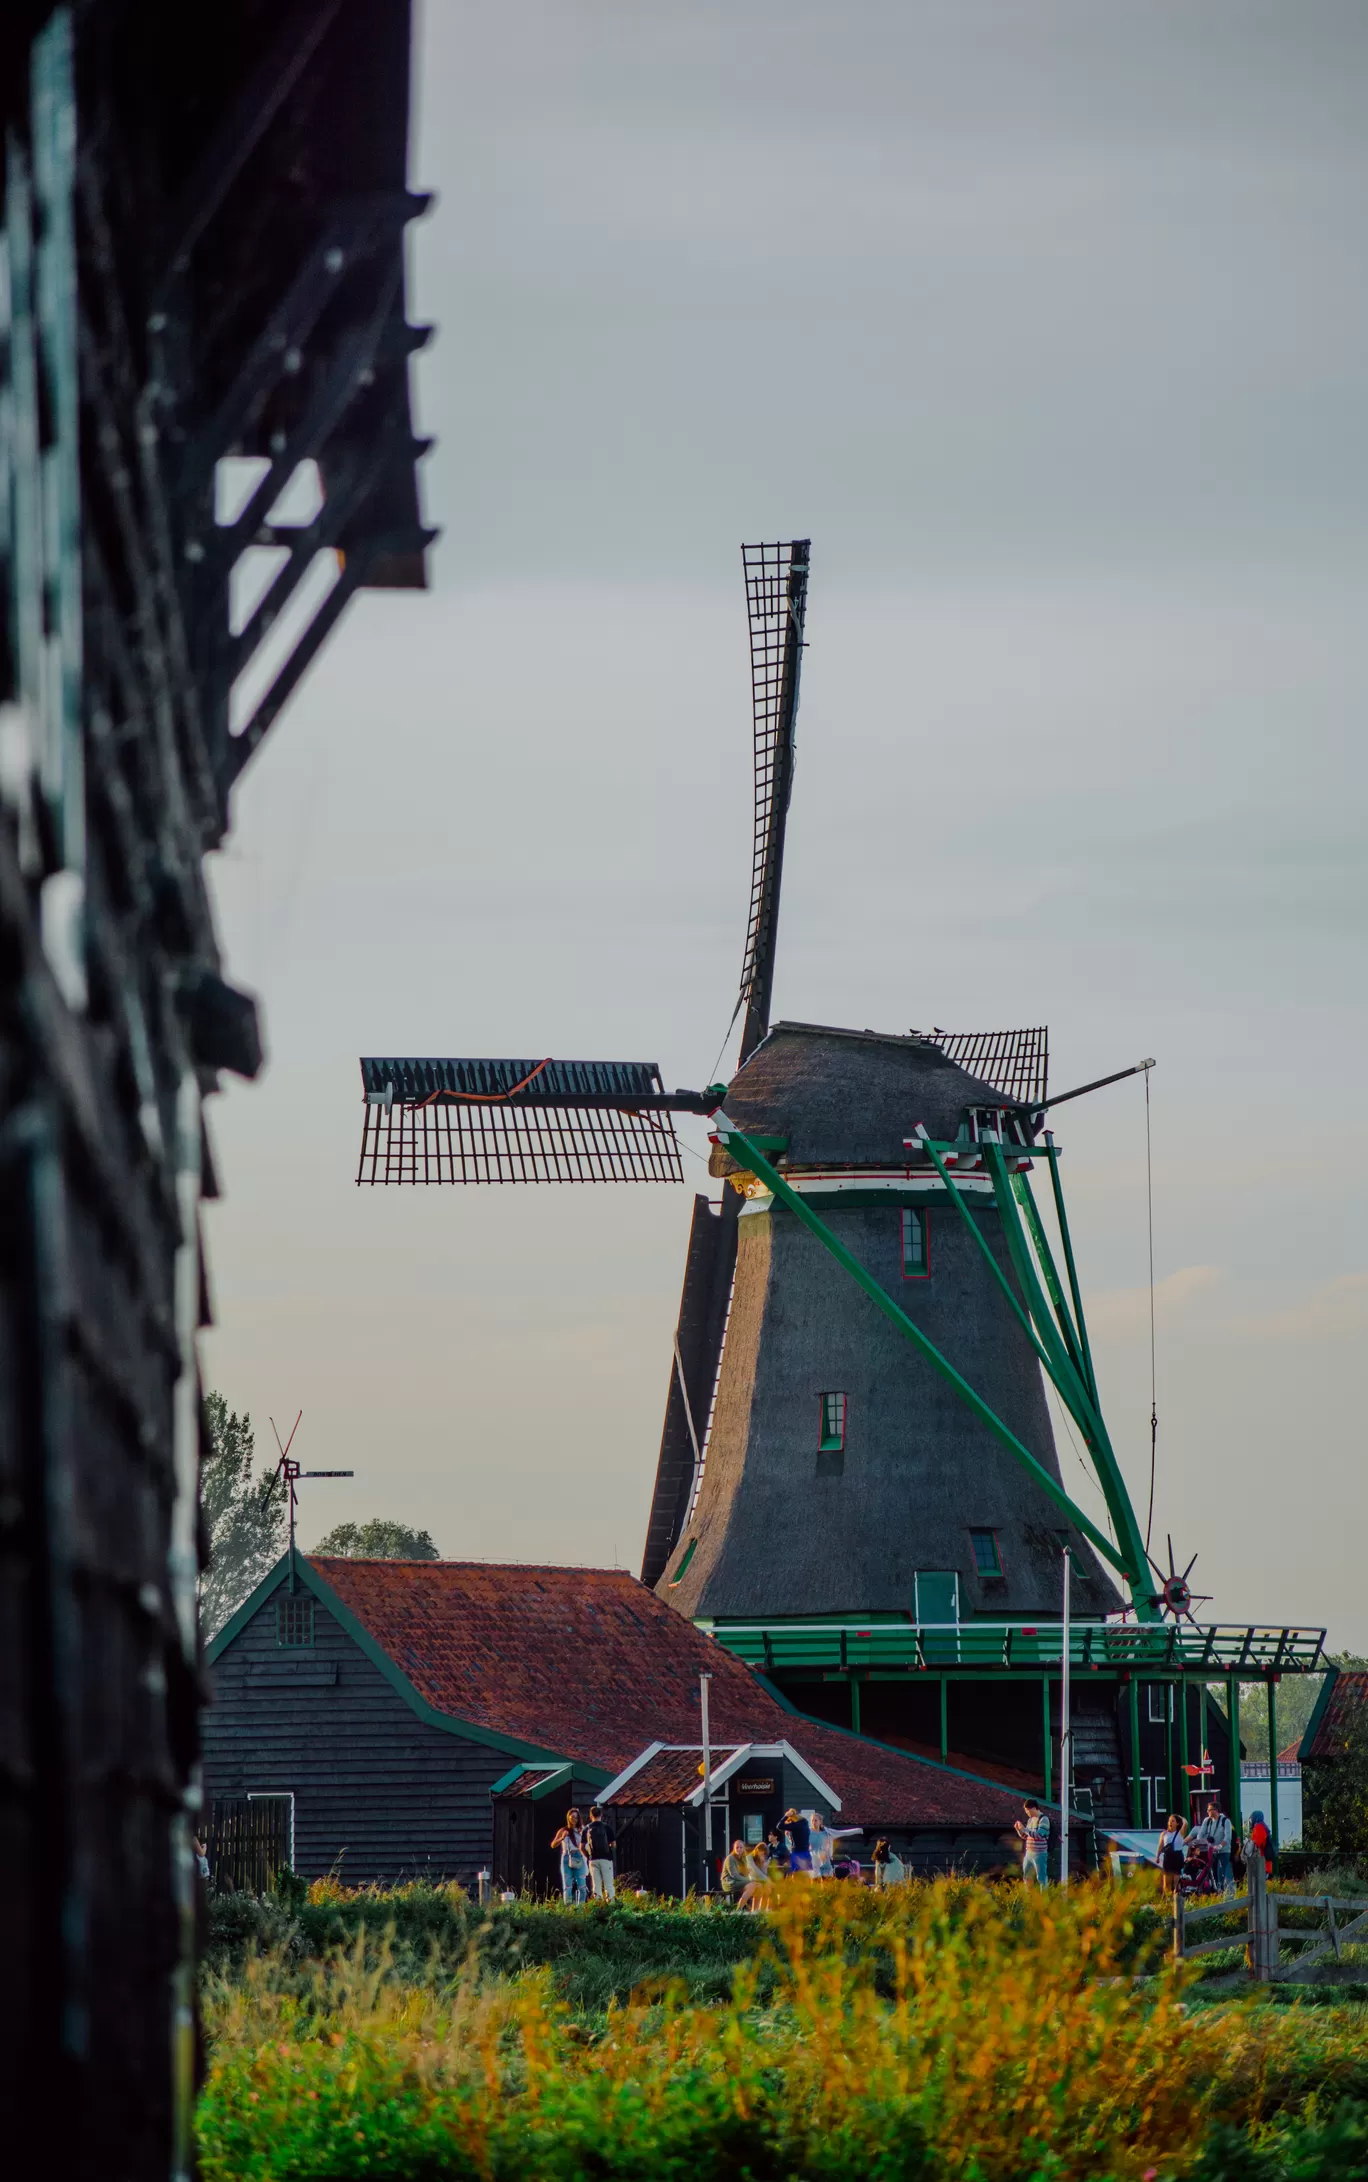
198, 1876, 1269, 2181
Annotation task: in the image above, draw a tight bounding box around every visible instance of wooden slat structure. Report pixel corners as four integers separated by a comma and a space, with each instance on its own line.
1, 6, 430, 2172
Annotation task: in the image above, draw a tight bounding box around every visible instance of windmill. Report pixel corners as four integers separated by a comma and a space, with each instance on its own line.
355, 540, 1177, 1636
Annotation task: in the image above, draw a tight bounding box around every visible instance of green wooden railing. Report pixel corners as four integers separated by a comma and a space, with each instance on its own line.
706, 1619, 1327, 1675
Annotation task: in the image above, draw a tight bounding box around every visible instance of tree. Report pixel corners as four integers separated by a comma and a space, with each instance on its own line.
1301, 1654, 1368, 1860
313, 1518, 440, 1561
1236, 1652, 1368, 1763
200, 1391, 287, 1637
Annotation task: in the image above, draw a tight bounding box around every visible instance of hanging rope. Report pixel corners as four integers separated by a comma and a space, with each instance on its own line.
418, 1058, 551, 1107
1144, 1063, 1158, 1554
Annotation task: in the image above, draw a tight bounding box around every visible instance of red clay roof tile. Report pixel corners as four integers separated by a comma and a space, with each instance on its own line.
308, 1557, 1024, 1831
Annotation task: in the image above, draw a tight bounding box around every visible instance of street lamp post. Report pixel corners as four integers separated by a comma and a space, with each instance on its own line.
699, 1673, 713, 1894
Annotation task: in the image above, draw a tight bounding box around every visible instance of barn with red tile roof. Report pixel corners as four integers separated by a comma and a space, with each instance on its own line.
204, 1555, 1029, 1890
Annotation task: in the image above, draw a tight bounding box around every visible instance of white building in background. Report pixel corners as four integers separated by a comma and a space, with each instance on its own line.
1241, 1748, 1302, 1845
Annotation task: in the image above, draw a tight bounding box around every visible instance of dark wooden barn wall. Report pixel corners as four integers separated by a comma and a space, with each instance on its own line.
204, 1588, 512, 1885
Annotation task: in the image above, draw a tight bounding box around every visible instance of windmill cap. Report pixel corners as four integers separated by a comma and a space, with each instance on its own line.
710, 1021, 1034, 1173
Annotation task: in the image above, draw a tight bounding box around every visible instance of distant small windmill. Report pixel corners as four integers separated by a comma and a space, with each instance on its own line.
352, 540, 1189, 1629
263, 1412, 353, 1587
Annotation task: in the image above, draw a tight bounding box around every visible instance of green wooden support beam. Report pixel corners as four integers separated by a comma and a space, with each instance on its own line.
1178, 1676, 1191, 1822
1042, 1675, 1056, 1797
1129, 1678, 1143, 1825
985, 1144, 1155, 1613
985, 1145, 1108, 1440
1042, 1137, 1100, 1407
1164, 1685, 1176, 1823
1267, 1679, 1279, 1861
1012, 1168, 1087, 1382
1042, 1676, 1052, 1805
1200, 1681, 1213, 1808
1226, 1676, 1242, 1832
918, 1134, 1102, 1447
714, 1119, 1132, 1582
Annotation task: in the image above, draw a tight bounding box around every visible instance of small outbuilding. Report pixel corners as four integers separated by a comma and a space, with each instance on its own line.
203, 1554, 1035, 1892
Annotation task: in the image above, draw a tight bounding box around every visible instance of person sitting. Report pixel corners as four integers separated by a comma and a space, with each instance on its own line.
720, 1840, 751, 1906
736, 1841, 772, 1911
872, 1838, 907, 1888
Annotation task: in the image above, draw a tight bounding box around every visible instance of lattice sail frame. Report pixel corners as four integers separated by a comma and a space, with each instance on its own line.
930, 1026, 1049, 1109
738, 540, 810, 1031
356, 1057, 685, 1184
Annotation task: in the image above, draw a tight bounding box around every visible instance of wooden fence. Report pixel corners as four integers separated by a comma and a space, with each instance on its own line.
1174, 1853, 1368, 1982
207, 1796, 292, 1895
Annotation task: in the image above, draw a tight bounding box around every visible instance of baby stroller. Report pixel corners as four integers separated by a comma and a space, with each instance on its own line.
1176, 1837, 1220, 1900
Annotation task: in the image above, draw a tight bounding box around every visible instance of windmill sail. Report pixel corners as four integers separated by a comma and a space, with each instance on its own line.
928, 1026, 1048, 1110
737, 539, 810, 1064
645, 540, 811, 1576
356, 1057, 690, 1184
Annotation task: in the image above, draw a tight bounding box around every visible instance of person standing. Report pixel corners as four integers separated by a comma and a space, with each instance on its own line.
1156, 1815, 1187, 1897
1015, 1799, 1051, 1885
553, 1808, 589, 1904
1191, 1800, 1234, 1898
782, 1807, 812, 1874
1245, 1810, 1273, 1879
808, 1813, 834, 1879
584, 1805, 615, 1901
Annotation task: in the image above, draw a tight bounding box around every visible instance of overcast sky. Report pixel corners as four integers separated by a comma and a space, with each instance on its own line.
202, 0, 1368, 1649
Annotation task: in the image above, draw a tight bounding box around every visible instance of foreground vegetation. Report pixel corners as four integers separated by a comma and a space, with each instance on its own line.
200, 1876, 1368, 2181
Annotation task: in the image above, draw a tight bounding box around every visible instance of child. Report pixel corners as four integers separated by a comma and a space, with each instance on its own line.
1015, 1799, 1051, 1885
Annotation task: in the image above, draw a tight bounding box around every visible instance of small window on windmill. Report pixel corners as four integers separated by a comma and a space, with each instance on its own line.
970, 1107, 1004, 1144
900, 1207, 929, 1279
818, 1393, 847, 1452
1147, 1685, 1173, 1724
276, 1595, 315, 1649
969, 1528, 1003, 1578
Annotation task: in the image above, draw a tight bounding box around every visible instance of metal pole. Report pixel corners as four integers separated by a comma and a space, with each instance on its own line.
699, 1673, 713, 1892
1060, 1548, 1071, 1890
1227, 1676, 1242, 1834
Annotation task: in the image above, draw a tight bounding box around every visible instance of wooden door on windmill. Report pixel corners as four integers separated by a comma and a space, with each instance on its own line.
915, 1572, 961, 1662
